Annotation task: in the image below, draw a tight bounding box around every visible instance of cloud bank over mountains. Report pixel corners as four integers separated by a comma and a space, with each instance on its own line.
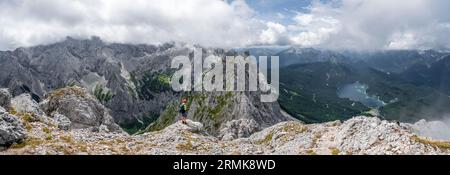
0, 0, 449, 50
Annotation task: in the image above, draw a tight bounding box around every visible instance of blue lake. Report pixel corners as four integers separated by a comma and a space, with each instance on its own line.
337, 82, 386, 109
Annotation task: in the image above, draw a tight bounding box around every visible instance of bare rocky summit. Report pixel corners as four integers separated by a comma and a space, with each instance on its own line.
2, 113, 449, 155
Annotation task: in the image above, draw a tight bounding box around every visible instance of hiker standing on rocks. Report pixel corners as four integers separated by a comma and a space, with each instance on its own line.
179, 98, 188, 124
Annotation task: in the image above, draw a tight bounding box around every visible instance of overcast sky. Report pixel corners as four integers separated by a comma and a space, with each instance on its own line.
0, 0, 449, 50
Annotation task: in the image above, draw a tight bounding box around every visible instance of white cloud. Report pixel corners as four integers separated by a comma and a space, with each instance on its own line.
0, 0, 263, 50
1, 0, 450, 50
263, 0, 450, 50
387, 32, 418, 50
288, 13, 341, 46
259, 22, 288, 44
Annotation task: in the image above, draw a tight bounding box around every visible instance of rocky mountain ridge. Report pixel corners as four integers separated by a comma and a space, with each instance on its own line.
0, 37, 290, 135
1, 87, 449, 155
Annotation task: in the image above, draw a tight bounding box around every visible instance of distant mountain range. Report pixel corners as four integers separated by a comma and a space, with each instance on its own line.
234, 46, 450, 124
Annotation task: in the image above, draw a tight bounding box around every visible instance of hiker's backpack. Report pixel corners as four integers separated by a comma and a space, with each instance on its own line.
179, 104, 186, 113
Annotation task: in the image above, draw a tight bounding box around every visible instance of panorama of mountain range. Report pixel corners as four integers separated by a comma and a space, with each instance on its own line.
1, 36, 450, 135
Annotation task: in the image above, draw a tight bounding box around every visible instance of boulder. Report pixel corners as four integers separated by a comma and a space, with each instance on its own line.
219, 119, 260, 140
0, 112, 26, 146
334, 116, 429, 155
52, 113, 71, 131
0, 88, 11, 111
11, 93, 47, 121
185, 120, 204, 133
41, 87, 122, 132
163, 120, 204, 134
